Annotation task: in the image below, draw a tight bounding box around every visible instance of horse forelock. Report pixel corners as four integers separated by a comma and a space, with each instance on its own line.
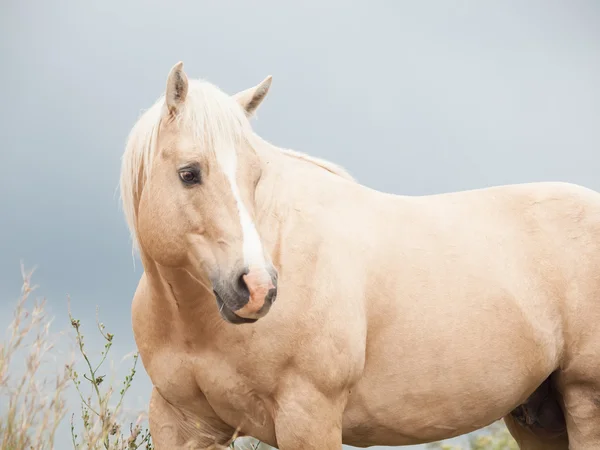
119, 79, 251, 251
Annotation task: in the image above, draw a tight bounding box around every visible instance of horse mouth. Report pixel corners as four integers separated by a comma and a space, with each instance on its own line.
214, 291, 258, 325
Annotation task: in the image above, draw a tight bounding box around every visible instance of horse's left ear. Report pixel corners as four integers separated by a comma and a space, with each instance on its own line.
165, 61, 189, 115
233, 75, 272, 117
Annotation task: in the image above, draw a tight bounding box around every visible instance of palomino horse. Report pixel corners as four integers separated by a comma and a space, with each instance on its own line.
120, 61, 600, 450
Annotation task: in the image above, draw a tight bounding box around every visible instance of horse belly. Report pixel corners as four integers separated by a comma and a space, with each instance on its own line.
341, 290, 561, 446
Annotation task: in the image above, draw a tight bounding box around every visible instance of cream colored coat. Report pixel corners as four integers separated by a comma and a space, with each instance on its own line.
121, 62, 600, 450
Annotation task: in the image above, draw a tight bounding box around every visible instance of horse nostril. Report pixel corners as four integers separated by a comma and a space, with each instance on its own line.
236, 270, 250, 296
266, 286, 277, 303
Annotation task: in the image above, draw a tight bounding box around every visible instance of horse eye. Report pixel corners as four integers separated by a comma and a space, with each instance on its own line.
179, 170, 200, 185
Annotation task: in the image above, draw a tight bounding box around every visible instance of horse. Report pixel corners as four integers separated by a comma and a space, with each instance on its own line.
119, 61, 600, 450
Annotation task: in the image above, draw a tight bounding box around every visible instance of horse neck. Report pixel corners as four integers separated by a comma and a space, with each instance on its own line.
138, 250, 226, 333
251, 137, 354, 223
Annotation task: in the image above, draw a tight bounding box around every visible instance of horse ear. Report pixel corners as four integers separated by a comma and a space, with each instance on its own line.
234, 75, 272, 117
165, 61, 189, 115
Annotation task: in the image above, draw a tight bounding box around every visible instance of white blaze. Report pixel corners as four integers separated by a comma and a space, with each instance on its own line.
216, 147, 266, 268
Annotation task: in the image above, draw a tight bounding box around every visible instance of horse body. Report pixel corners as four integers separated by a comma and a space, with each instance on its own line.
339, 181, 592, 446
122, 62, 600, 449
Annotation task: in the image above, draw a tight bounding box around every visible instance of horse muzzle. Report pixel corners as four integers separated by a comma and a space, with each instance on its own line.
213, 265, 278, 324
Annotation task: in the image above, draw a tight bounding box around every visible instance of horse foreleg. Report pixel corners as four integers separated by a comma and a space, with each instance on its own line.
148, 386, 235, 450
272, 381, 345, 450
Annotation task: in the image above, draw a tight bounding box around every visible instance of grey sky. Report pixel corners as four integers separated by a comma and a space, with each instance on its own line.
1, 1, 599, 449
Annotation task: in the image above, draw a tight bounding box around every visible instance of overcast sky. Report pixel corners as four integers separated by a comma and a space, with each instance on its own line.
1, 1, 599, 449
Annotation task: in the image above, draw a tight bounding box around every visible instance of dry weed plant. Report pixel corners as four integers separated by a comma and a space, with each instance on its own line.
0, 266, 151, 450
0, 266, 70, 449
67, 306, 152, 450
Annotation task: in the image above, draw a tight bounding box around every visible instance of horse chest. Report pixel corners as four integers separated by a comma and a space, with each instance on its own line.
148, 350, 200, 405
149, 349, 272, 435
194, 356, 273, 434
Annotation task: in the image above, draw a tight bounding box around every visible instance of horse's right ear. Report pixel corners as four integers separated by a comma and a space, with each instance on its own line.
233, 75, 272, 118
165, 61, 188, 115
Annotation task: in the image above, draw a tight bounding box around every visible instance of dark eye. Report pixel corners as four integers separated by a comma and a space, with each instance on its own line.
178, 168, 200, 185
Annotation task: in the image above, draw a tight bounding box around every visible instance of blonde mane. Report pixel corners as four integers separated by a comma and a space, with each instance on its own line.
120, 78, 354, 249
279, 148, 355, 182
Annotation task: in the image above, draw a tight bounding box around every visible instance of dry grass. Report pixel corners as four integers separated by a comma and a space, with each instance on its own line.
0, 266, 518, 450
0, 266, 151, 450
0, 266, 69, 449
